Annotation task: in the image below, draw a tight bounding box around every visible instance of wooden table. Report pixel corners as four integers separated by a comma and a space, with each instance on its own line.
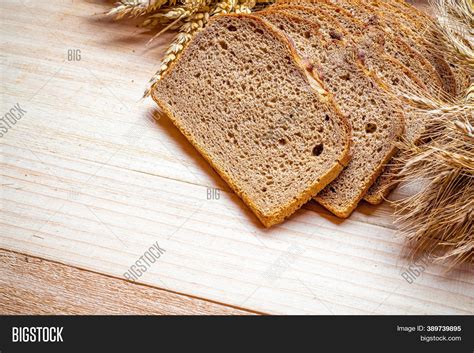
1, 0, 472, 315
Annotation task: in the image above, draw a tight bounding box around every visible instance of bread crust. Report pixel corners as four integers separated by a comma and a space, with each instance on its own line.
152, 14, 351, 227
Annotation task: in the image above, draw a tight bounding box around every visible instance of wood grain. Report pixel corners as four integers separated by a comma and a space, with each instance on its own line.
0, 249, 257, 315
1, 0, 473, 315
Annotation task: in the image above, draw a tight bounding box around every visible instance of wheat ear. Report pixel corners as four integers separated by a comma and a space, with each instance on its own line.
429, 0, 474, 66
108, 0, 168, 19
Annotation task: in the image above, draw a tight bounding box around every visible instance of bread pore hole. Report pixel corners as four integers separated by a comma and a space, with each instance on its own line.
365, 123, 377, 133
227, 25, 237, 32
340, 73, 350, 80
312, 143, 324, 156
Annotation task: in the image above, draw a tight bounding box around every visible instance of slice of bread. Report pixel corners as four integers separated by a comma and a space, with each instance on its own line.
368, 30, 445, 99
272, 2, 352, 32
355, 29, 429, 138
366, 0, 471, 97
151, 14, 351, 227
271, 4, 431, 101
275, 3, 444, 98
256, 11, 405, 217
333, 0, 458, 96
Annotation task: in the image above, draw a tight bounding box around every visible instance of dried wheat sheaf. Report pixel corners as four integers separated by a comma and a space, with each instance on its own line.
392, 0, 473, 267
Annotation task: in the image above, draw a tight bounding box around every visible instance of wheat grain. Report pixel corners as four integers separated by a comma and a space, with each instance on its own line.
429, 0, 474, 65
212, 0, 238, 15
108, 0, 168, 19
393, 111, 474, 267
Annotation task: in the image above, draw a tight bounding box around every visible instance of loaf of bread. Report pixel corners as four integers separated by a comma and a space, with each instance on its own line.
152, 14, 351, 227
256, 11, 405, 217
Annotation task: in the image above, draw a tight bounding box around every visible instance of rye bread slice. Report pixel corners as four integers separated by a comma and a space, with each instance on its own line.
256, 11, 405, 217
271, 3, 430, 101
366, 28, 445, 99
327, 0, 458, 96
152, 14, 351, 227
365, 0, 472, 97
274, 2, 445, 98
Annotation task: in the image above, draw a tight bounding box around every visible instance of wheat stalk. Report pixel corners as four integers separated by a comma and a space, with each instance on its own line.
393, 84, 473, 267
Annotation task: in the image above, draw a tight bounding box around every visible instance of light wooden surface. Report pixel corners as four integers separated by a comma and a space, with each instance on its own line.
1, 0, 473, 315
0, 249, 256, 315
